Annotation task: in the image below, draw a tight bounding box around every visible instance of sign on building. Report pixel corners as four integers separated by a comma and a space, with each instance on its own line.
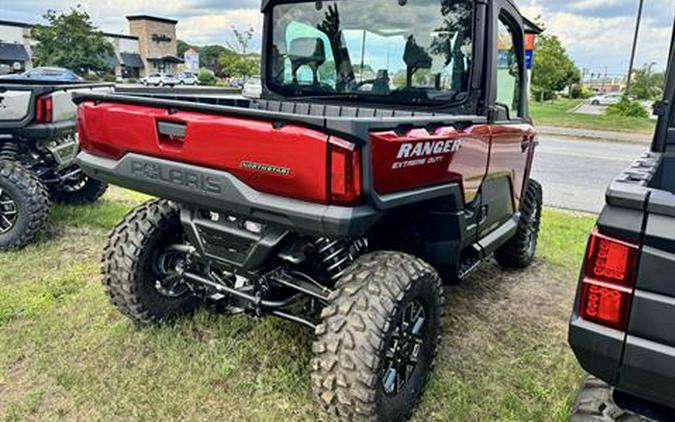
184, 48, 199, 73
525, 33, 536, 70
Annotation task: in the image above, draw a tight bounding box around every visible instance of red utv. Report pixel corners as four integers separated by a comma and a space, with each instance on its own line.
74, 0, 542, 420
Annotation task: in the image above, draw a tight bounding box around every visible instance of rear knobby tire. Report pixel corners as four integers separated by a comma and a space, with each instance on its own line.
0, 161, 50, 250
311, 252, 444, 422
570, 375, 643, 421
51, 176, 108, 205
495, 178, 543, 269
101, 199, 200, 325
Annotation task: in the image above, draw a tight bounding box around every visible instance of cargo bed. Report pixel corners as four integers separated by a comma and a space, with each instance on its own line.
74, 91, 489, 238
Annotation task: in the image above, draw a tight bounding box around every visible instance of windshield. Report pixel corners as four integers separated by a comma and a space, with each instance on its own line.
268, 0, 474, 105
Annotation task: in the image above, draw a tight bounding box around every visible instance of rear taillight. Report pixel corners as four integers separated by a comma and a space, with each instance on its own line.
578, 229, 640, 331
34, 96, 53, 123
328, 138, 362, 205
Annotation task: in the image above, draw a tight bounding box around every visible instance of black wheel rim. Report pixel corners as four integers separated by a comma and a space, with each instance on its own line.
382, 300, 427, 396
0, 188, 18, 234
152, 246, 190, 298
525, 212, 540, 258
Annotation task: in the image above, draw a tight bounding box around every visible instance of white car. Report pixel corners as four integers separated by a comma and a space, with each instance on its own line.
589, 93, 623, 106
178, 72, 199, 86
242, 76, 262, 98
141, 73, 179, 87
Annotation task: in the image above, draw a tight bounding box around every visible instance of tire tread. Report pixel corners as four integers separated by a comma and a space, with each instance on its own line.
0, 161, 51, 250
311, 251, 444, 421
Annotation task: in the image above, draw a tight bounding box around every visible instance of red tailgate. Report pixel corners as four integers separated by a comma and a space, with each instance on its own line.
77, 102, 330, 203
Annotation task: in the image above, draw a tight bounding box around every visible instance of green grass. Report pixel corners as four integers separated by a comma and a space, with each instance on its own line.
0, 190, 596, 421
530, 98, 656, 135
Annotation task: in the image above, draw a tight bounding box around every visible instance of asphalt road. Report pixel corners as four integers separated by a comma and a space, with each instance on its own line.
531, 136, 648, 213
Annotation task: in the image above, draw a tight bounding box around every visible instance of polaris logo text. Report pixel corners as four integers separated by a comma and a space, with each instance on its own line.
130, 161, 223, 194
392, 140, 462, 170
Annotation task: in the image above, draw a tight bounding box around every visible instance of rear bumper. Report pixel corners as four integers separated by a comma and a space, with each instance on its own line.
9, 120, 75, 141
618, 335, 675, 410
569, 317, 675, 412
77, 151, 380, 239
569, 317, 625, 386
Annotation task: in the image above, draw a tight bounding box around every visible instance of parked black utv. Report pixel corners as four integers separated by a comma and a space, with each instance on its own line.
0, 81, 111, 249
569, 24, 675, 422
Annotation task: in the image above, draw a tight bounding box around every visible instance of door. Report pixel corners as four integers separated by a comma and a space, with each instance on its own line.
479, 3, 535, 237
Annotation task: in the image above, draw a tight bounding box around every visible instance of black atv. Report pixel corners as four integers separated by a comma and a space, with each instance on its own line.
0, 81, 112, 249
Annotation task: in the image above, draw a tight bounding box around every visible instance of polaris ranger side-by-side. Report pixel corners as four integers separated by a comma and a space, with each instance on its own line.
0, 81, 112, 249
74, 1, 542, 420
569, 22, 675, 422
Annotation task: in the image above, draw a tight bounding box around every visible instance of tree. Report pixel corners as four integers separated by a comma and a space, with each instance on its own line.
199, 45, 231, 73
531, 34, 579, 102
218, 27, 259, 79
228, 26, 255, 55
218, 50, 259, 79
31, 7, 114, 75
629, 62, 665, 100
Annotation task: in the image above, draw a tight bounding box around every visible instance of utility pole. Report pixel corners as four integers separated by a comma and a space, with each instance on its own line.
626, 0, 645, 95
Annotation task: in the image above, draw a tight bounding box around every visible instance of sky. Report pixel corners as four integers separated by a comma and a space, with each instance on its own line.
2, 0, 674, 75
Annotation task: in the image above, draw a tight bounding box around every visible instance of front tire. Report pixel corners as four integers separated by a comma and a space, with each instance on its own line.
101, 199, 200, 325
311, 252, 444, 421
50, 174, 108, 205
0, 161, 51, 250
495, 179, 543, 269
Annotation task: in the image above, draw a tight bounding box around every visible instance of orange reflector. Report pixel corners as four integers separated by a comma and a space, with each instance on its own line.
579, 280, 633, 331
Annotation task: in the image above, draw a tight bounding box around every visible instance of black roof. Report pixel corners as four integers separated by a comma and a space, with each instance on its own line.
102, 32, 139, 40
523, 16, 544, 35
120, 53, 145, 68
147, 55, 184, 64
0, 43, 30, 62
126, 15, 178, 25
261, 0, 545, 34
0, 19, 31, 28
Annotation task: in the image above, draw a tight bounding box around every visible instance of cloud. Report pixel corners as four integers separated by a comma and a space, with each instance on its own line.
3, 0, 675, 73
520, 0, 674, 73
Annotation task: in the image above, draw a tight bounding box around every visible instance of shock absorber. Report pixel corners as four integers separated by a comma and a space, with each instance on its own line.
0, 142, 19, 162
315, 237, 368, 282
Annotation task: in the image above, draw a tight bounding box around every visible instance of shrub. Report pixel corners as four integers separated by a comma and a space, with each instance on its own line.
102, 74, 117, 83
83, 73, 101, 82
569, 84, 592, 99
197, 69, 217, 86
531, 86, 557, 102
606, 97, 650, 119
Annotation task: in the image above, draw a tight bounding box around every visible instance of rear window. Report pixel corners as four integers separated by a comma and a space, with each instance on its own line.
268, 0, 474, 106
